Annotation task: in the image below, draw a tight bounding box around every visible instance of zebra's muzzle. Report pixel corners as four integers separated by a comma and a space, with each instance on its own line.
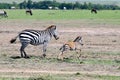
53, 35, 59, 40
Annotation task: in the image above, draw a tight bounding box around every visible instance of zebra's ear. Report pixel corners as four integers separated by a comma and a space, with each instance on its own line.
54, 25, 56, 29
52, 25, 56, 29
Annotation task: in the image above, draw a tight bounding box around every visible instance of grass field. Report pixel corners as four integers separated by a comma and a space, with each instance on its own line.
2, 9, 120, 26
0, 10, 120, 79
0, 74, 120, 80
2, 9, 120, 20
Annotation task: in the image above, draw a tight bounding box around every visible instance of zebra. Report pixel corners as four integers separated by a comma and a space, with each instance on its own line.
10, 25, 59, 58
0, 10, 8, 18
58, 36, 83, 60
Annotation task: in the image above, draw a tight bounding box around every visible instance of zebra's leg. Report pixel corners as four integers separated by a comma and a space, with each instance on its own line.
42, 42, 47, 58
20, 48, 24, 58
20, 42, 29, 58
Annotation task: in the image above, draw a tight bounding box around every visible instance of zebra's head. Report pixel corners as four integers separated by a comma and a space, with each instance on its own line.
47, 25, 59, 40
73, 36, 83, 46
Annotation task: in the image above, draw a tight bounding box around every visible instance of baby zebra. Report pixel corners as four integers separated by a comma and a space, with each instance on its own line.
10, 25, 59, 58
58, 36, 83, 60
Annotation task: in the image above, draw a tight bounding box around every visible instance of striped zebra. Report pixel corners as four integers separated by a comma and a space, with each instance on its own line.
58, 36, 83, 60
10, 25, 59, 58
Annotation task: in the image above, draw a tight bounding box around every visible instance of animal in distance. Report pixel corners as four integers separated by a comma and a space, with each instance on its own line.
26, 9, 33, 16
0, 10, 8, 17
91, 8, 97, 14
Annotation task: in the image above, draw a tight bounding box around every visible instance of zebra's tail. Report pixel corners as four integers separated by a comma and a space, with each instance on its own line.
10, 35, 18, 43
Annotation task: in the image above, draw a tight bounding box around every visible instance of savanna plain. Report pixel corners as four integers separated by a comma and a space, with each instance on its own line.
0, 10, 120, 80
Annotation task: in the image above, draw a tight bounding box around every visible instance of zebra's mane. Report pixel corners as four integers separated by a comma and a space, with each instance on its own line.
45, 25, 56, 30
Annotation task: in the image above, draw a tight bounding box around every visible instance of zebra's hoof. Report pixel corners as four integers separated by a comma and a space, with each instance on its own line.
24, 56, 30, 59
43, 54, 46, 58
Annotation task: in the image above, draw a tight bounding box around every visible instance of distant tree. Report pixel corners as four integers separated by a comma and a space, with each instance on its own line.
12, 1, 18, 8
19, 0, 27, 9
73, 1, 81, 9
66, 3, 73, 9
37, 1, 53, 9
81, 2, 89, 9
27, 0, 32, 9
0, 0, 120, 10
0, 3, 11, 9
59, 3, 66, 9
88, 2, 93, 9
51, 0, 60, 9
32, 2, 40, 9
59, 2, 73, 9
59, 3, 72, 10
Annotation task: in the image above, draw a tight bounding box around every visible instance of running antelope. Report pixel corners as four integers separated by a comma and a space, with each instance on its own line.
58, 36, 83, 60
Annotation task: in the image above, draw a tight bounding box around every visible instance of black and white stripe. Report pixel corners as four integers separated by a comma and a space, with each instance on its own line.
10, 25, 59, 58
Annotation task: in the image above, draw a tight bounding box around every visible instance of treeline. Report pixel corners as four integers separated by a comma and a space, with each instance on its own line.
0, 0, 120, 10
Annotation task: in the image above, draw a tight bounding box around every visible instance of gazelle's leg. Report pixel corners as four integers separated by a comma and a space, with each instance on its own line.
58, 52, 64, 60
59, 45, 66, 60
79, 49, 82, 57
75, 49, 82, 59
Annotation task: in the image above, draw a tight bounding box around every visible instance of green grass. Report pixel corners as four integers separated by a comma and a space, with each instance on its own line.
1, 54, 120, 66
0, 74, 120, 80
1, 9, 119, 25
96, 75, 120, 80
0, 55, 119, 79
61, 58, 120, 66
3, 10, 120, 20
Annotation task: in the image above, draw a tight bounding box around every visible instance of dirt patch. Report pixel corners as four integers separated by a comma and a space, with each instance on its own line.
0, 69, 119, 77
0, 20, 120, 78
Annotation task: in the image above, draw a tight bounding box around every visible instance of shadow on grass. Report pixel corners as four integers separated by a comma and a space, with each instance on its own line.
10, 55, 84, 64
10, 55, 55, 60
10, 55, 34, 59
10, 56, 21, 59
57, 57, 84, 64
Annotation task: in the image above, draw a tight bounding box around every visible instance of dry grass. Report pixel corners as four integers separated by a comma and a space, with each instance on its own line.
0, 19, 120, 79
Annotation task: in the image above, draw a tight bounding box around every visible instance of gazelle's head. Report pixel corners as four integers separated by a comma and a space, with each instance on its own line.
73, 36, 83, 46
